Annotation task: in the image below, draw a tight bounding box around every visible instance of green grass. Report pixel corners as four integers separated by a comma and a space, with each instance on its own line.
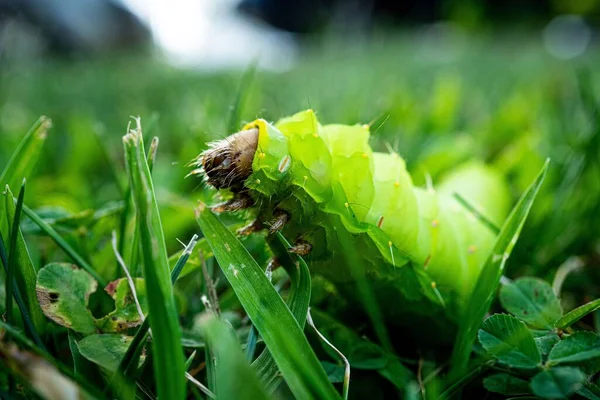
0, 34, 599, 399
197, 207, 338, 399
123, 121, 185, 399
450, 160, 548, 378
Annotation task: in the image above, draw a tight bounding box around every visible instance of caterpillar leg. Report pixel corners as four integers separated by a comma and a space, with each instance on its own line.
236, 219, 263, 236
288, 238, 313, 256
266, 257, 281, 279
267, 209, 290, 235
211, 192, 254, 213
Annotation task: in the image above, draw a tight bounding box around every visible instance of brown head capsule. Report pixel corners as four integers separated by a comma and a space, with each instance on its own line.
191, 128, 259, 191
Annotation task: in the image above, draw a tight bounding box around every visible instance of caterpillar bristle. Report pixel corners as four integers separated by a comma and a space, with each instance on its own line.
189, 128, 259, 192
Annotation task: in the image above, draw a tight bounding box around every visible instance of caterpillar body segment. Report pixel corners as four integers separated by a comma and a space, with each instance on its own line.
194, 110, 511, 336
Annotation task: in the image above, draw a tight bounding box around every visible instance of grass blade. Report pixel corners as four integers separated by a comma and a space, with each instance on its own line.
438, 362, 490, 400
113, 234, 198, 387
0, 116, 51, 197
123, 121, 185, 400
309, 308, 414, 390
245, 326, 259, 361
449, 159, 549, 379
200, 314, 269, 399
228, 63, 257, 134
555, 298, 600, 329
452, 192, 501, 234
307, 309, 351, 400
328, 214, 393, 351
21, 204, 106, 286
126, 135, 160, 276
5, 184, 22, 338
196, 203, 341, 400
116, 118, 159, 254
251, 232, 312, 392
4, 182, 25, 396
3, 184, 46, 337
0, 232, 45, 351
201, 257, 218, 394
205, 340, 217, 394
68, 330, 86, 377
0, 116, 51, 248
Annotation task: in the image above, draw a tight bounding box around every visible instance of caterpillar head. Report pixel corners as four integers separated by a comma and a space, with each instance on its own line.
191, 128, 259, 192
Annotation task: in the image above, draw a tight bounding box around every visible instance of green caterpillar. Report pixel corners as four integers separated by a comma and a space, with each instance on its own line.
193, 110, 511, 339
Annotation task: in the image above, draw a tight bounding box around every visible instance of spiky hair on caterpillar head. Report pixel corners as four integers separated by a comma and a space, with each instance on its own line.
189, 124, 294, 237
189, 128, 259, 192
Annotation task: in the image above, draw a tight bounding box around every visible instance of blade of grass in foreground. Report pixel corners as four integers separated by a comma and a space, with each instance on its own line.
449, 159, 549, 379
196, 204, 341, 400
252, 232, 312, 392
126, 136, 160, 276
4, 184, 46, 337
200, 314, 269, 399
123, 121, 185, 400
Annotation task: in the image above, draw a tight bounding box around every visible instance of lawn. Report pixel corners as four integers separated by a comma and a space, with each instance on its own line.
1, 34, 599, 399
